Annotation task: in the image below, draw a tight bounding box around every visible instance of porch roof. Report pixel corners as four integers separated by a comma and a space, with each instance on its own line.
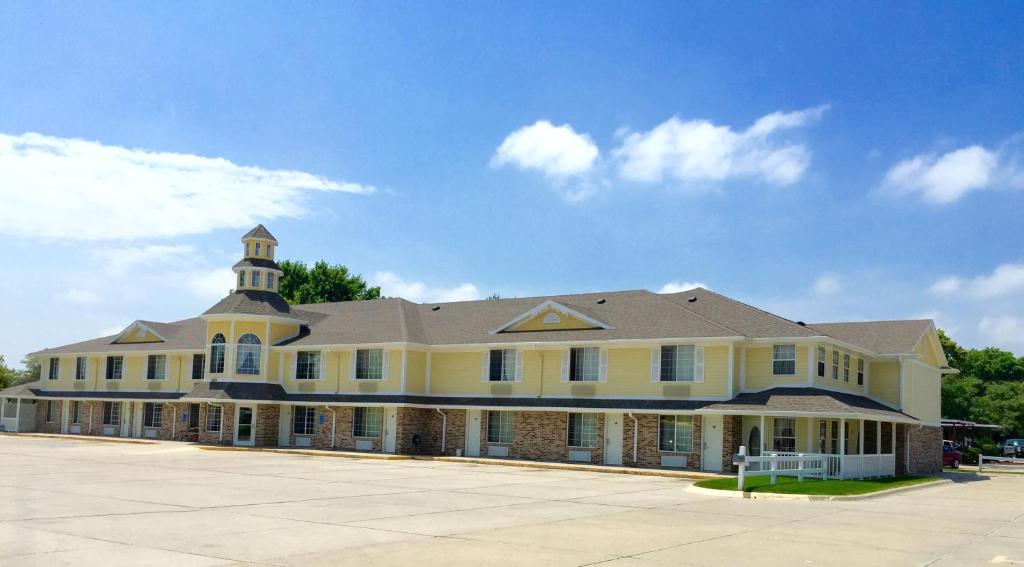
0, 380, 40, 399
703, 387, 914, 422
182, 381, 288, 402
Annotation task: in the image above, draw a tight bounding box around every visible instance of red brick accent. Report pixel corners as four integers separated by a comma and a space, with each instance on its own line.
198, 402, 236, 445
474, 411, 606, 465
35, 400, 62, 433
625, 414, 701, 469
287, 406, 383, 452
722, 415, 742, 473
255, 404, 279, 447
906, 425, 942, 474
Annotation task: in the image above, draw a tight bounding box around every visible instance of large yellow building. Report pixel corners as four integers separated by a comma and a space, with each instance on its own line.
0, 225, 951, 475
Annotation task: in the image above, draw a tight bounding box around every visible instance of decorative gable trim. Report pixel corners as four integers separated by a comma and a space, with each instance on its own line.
489, 300, 613, 335
110, 321, 168, 344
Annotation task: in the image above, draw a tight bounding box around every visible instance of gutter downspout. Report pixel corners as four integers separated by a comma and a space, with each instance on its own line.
88, 403, 94, 434
627, 412, 638, 464
325, 406, 337, 448
168, 403, 177, 441
436, 408, 447, 454
208, 402, 224, 443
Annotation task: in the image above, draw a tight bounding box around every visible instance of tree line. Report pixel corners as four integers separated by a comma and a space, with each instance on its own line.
939, 330, 1024, 438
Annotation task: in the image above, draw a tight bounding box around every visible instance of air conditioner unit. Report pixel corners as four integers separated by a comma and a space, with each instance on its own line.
488, 446, 509, 457
295, 437, 312, 448
102, 426, 116, 435
355, 439, 374, 451
69, 424, 82, 434
568, 450, 592, 463
660, 455, 686, 468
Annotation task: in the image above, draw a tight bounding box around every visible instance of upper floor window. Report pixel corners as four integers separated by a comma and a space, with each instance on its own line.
254, 242, 261, 257
816, 347, 826, 378
267, 272, 275, 290
773, 417, 797, 452
843, 354, 851, 382
296, 351, 321, 380
267, 244, 273, 258
569, 347, 600, 382
487, 411, 514, 444
47, 357, 60, 380
143, 402, 162, 428
245, 242, 250, 256
659, 415, 694, 453
75, 356, 87, 381
105, 356, 123, 380
210, 333, 226, 374
857, 358, 865, 386
238, 271, 245, 288
567, 412, 597, 448
251, 271, 262, 288
488, 349, 517, 382
660, 345, 703, 382
355, 349, 384, 380
236, 334, 262, 375
147, 354, 167, 380
772, 344, 796, 376
293, 406, 316, 435
353, 407, 381, 437
832, 350, 840, 380
192, 353, 205, 380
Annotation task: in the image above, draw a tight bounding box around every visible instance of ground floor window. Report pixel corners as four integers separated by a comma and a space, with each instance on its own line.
566, 413, 597, 448
773, 417, 796, 453
206, 405, 222, 432
487, 411, 514, 444
143, 403, 162, 428
293, 406, 316, 435
353, 407, 381, 437
102, 402, 120, 426
71, 401, 82, 424
658, 415, 694, 453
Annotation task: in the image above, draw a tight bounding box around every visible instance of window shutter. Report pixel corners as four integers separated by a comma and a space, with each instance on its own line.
291, 352, 298, 380
515, 350, 524, 383
650, 347, 661, 383
319, 351, 326, 381
100, 358, 107, 380
694, 347, 705, 383
560, 349, 570, 382
481, 351, 490, 383
599, 349, 608, 383
381, 351, 390, 380
143, 357, 149, 380
349, 350, 357, 380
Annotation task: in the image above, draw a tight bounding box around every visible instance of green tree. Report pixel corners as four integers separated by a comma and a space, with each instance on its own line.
937, 329, 966, 370
18, 356, 40, 384
0, 355, 16, 390
277, 260, 381, 305
940, 375, 982, 422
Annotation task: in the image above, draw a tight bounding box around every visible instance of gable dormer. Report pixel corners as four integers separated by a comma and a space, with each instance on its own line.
491, 300, 612, 334
111, 321, 167, 344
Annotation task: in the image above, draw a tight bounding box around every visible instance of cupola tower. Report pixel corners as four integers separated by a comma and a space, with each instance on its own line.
233, 224, 283, 293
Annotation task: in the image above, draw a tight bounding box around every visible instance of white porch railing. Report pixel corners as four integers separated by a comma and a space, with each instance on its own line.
737, 448, 896, 488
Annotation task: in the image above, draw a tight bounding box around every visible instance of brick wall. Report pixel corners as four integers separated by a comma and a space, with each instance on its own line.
722, 415, 742, 473
906, 425, 942, 474
198, 402, 236, 445
35, 400, 62, 433
625, 414, 701, 470
255, 404, 279, 447
395, 407, 438, 454
287, 406, 383, 452
475, 411, 606, 465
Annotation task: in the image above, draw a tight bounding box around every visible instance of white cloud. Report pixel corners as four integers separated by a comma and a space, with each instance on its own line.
92, 244, 195, 275
373, 271, 481, 303
58, 288, 100, 305
185, 268, 237, 300
929, 263, 1024, 299
490, 120, 599, 178
614, 105, 827, 186
658, 281, 707, 294
812, 274, 842, 295
0, 132, 374, 241
978, 316, 1024, 347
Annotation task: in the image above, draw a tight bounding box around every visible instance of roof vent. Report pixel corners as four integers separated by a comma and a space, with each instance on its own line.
796, 321, 806, 326
596, 298, 606, 304
687, 296, 697, 303
431, 306, 440, 311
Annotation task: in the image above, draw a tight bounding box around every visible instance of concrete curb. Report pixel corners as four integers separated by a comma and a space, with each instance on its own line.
685, 478, 951, 501
196, 445, 412, 460
418, 455, 729, 480
1, 432, 158, 445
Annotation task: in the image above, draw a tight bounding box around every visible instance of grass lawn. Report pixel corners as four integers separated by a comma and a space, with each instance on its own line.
694, 474, 941, 495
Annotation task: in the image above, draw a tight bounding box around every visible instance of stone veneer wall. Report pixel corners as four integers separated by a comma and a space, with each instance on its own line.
287, 406, 383, 452
255, 405, 279, 447
477, 411, 607, 465
905, 425, 942, 475
198, 402, 236, 445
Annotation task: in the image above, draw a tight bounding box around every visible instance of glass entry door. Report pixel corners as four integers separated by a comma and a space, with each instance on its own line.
234, 406, 255, 446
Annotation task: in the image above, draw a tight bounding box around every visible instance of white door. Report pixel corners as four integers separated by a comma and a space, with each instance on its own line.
702, 415, 723, 472
465, 409, 481, 457
604, 412, 624, 465
384, 407, 398, 453
278, 405, 292, 447
234, 405, 256, 446
119, 402, 131, 437
132, 403, 143, 438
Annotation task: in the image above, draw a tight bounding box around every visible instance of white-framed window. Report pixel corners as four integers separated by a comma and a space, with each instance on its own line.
266, 272, 275, 290
210, 333, 226, 374
267, 244, 273, 258
45, 401, 54, 422
567, 412, 597, 448
47, 357, 60, 380
71, 401, 82, 424
817, 346, 826, 378
857, 358, 865, 386
772, 344, 796, 376
832, 350, 840, 380
488, 349, 517, 382
843, 354, 851, 383
569, 347, 600, 382
658, 415, 694, 453
355, 349, 384, 380
487, 411, 514, 444
75, 356, 87, 380
660, 345, 703, 382
206, 405, 222, 432
146, 354, 167, 380
773, 417, 797, 453
245, 242, 250, 256
251, 271, 262, 289
353, 407, 381, 437
143, 403, 162, 428
105, 356, 123, 380
192, 354, 205, 380
254, 242, 261, 257
236, 333, 262, 375
103, 402, 120, 426
238, 271, 245, 288
296, 351, 321, 380
293, 406, 316, 435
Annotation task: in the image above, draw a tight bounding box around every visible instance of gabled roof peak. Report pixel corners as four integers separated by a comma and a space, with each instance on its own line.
241, 224, 278, 244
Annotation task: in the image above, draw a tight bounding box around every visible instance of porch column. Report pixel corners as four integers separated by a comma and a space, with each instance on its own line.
15, 398, 20, 426
839, 418, 846, 479
876, 420, 881, 455
890, 421, 896, 454
806, 418, 815, 452
759, 415, 766, 453
859, 420, 865, 455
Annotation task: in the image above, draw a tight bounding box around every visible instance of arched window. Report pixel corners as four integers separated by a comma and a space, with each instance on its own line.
236, 333, 261, 375
209, 333, 226, 374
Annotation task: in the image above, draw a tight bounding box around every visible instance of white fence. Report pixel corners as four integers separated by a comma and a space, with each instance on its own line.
736, 447, 897, 489
979, 455, 1024, 473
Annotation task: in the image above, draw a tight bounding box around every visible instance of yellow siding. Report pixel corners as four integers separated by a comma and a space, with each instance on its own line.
904, 362, 941, 424
270, 323, 300, 345
744, 345, 808, 390
430, 351, 486, 395
406, 351, 426, 393
914, 332, 943, 367
810, 344, 867, 394
508, 308, 598, 332
869, 361, 900, 407
281, 349, 401, 394
206, 320, 232, 343
115, 328, 163, 344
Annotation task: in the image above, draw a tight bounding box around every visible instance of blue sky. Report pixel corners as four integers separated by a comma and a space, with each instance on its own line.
2, 3, 1023, 366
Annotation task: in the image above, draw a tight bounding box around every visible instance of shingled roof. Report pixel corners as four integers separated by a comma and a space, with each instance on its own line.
202, 290, 306, 322
808, 320, 933, 355
241, 224, 278, 243
31, 318, 206, 356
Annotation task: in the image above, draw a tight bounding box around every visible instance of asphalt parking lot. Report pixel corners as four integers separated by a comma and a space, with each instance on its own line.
0, 436, 1021, 566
